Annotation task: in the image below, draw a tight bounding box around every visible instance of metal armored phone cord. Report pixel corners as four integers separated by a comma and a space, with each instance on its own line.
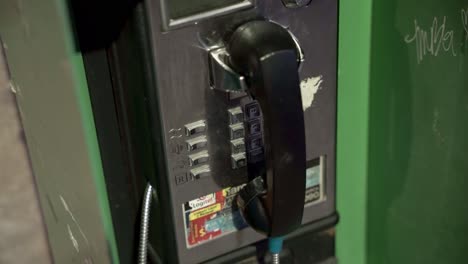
269, 237, 284, 264
138, 184, 153, 264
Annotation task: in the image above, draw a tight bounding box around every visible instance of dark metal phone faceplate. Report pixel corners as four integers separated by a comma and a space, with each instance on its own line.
144, 1, 337, 263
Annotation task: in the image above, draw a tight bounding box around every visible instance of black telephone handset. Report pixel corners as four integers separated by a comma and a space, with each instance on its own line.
228, 21, 306, 237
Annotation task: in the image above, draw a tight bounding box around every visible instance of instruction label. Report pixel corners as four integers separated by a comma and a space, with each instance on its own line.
305, 163, 323, 205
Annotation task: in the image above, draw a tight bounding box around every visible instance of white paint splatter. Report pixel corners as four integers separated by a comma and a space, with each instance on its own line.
301, 76, 324, 111
67, 224, 79, 252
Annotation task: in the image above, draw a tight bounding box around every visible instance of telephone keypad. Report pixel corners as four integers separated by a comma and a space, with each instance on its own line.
247, 148, 265, 164
184, 120, 207, 136
228, 106, 244, 124
245, 102, 261, 119
188, 150, 209, 166
247, 135, 263, 150
189, 164, 211, 179
231, 152, 247, 169
186, 135, 208, 151
228, 105, 247, 169
229, 123, 245, 140
230, 138, 246, 154
243, 101, 265, 164
246, 118, 261, 135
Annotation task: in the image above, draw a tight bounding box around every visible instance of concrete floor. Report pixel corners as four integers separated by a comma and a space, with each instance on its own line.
0, 48, 51, 263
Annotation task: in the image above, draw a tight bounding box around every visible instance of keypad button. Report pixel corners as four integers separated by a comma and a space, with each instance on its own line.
247, 148, 265, 163
231, 152, 247, 169
247, 118, 262, 135
228, 106, 244, 124
188, 150, 209, 166
186, 136, 208, 151
245, 102, 261, 120
230, 138, 245, 154
229, 123, 245, 140
247, 135, 263, 150
184, 120, 206, 136
189, 165, 211, 179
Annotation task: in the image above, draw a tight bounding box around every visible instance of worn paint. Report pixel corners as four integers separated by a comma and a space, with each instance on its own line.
301, 76, 323, 111
9, 81, 18, 94
60, 195, 90, 248
432, 108, 446, 146
67, 224, 79, 252
0, 0, 119, 262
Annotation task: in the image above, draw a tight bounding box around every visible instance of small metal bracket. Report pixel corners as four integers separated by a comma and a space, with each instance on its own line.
208, 47, 248, 93
208, 29, 304, 93
267, 20, 306, 70
288, 30, 305, 71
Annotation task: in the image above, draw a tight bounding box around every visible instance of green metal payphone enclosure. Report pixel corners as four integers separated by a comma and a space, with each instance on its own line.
73, 0, 339, 263
2, 0, 338, 263
1, 0, 468, 263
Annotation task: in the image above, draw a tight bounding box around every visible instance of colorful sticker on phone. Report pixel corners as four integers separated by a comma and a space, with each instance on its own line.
183, 160, 324, 248
305, 162, 324, 205
183, 184, 247, 248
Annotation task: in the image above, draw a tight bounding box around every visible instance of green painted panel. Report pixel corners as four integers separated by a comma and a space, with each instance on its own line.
367, 1, 468, 263
336, 0, 373, 263
57, 1, 120, 262
0, 0, 119, 263
338, 0, 468, 263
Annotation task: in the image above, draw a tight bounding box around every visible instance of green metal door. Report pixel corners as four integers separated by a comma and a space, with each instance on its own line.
337, 0, 468, 263
0, 0, 119, 263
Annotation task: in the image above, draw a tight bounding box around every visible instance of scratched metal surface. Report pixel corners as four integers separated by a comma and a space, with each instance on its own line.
0, 0, 117, 263
0, 36, 51, 264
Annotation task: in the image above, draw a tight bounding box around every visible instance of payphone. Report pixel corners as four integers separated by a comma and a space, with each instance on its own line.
74, 0, 338, 263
